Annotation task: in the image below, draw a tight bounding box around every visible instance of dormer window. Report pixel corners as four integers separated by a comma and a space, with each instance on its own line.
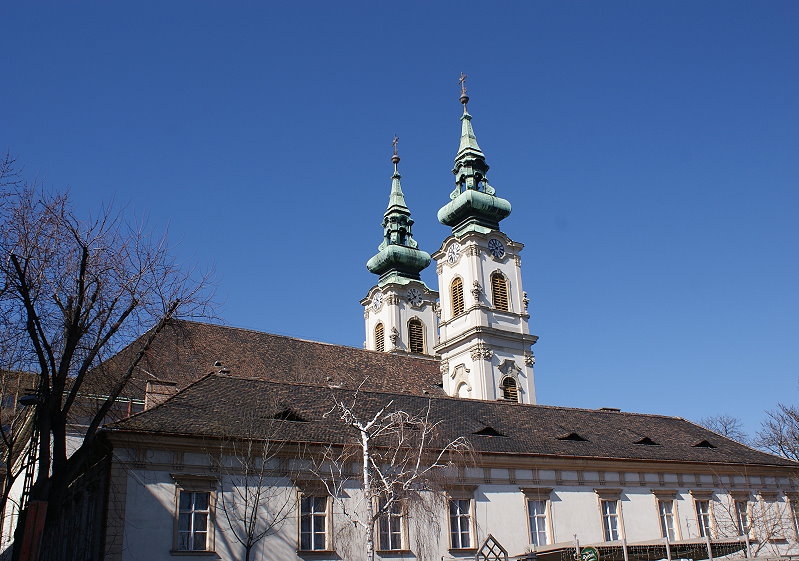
557, 432, 589, 442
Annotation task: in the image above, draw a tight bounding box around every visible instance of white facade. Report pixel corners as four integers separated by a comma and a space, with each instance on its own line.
105, 438, 799, 561
433, 230, 537, 403
362, 281, 438, 356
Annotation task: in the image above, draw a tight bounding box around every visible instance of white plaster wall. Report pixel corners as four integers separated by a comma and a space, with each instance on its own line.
116, 461, 799, 561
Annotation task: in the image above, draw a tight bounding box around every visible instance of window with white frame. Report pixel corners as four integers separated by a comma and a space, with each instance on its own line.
173, 476, 216, 553
449, 498, 473, 549
759, 492, 786, 540
735, 500, 749, 536
658, 499, 677, 541
788, 494, 799, 538
695, 499, 712, 538
378, 497, 406, 551
300, 495, 329, 551
177, 490, 212, 551
601, 499, 621, 541
527, 499, 549, 546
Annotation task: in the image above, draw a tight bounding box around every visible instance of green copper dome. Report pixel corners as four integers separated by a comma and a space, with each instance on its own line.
438, 87, 511, 235
366, 148, 431, 285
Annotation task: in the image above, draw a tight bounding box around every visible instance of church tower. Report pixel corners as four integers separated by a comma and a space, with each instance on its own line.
433, 79, 538, 403
362, 141, 439, 355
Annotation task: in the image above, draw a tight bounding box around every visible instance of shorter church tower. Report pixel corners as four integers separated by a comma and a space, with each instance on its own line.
362, 141, 438, 355
434, 79, 538, 402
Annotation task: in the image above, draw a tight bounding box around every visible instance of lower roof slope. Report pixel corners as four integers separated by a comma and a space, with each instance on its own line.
107, 373, 797, 469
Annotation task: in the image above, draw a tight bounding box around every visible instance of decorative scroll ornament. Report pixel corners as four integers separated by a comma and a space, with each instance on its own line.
472, 280, 482, 302
522, 292, 529, 312
386, 294, 401, 305
470, 343, 493, 361
439, 358, 449, 375
524, 352, 536, 366
389, 327, 400, 347
433, 302, 442, 319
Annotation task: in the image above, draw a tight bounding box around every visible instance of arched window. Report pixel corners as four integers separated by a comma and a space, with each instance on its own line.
408, 318, 425, 354
451, 277, 464, 316
502, 377, 519, 402
375, 323, 385, 352
491, 272, 509, 311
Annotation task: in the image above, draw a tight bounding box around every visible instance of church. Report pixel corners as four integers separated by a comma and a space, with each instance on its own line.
42, 85, 799, 561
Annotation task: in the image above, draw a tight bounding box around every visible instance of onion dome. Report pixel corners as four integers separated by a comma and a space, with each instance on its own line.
438, 74, 511, 235
366, 139, 432, 285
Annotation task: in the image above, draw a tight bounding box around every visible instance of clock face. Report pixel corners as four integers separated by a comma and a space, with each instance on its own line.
488, 239, 505, 258
407, 288, 423, 307
372, 293, 383, 311
445, 243, 462, 264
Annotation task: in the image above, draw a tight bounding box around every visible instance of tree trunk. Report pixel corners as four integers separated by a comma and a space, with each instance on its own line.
361, 429, 375, 561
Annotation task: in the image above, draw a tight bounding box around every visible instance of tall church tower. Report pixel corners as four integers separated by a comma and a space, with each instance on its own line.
433, 79, 538, 403
362, 141, 438, 355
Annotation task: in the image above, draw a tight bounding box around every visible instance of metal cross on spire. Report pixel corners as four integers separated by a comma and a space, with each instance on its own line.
391, 135, 400, 170
459, 72, 470, 108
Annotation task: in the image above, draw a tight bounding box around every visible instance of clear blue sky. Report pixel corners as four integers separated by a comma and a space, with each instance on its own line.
2, 2, 797, 436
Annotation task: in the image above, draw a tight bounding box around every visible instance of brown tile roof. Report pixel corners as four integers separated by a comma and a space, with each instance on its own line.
106, 373, 798, 469
98, 320, 443, 401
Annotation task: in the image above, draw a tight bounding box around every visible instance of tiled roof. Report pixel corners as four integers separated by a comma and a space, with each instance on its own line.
96, 320, 443, 400
106, 373, 797, 468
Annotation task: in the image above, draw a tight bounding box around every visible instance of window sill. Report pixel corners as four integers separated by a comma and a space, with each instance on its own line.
449, 548, 478, 555
376, 550, 412, 555
170, 551, 218, 557
296, 550, 337, 556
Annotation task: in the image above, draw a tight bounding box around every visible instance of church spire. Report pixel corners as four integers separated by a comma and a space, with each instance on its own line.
366, 138, 431, 285
438, 74, 511, 236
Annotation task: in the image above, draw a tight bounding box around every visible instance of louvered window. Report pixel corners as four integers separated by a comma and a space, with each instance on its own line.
491, 272, 509, 311
451, 278, 464, 316
502, 377, 519, 402
375, 323, 385, 352
408, 319, 425, 354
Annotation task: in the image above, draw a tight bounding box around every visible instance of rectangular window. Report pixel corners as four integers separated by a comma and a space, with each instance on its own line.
695, 500, 712, 538
378, 498, 405, 551
300, 496, 328, 551
735, 500, 749, 535
527, 499, 548, 546
659, 499, 676, 541
601, 499, 620, 541
177, 491, 210, 551
449, 498, 472, 549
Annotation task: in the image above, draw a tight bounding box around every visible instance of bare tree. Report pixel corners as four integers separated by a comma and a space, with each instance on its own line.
711, 490, 795, 557
210, 411, 296, 561
699, 414, 749, 445
757, 404, 799, 462
0, 183, 211, 559
313, 389, 471, 561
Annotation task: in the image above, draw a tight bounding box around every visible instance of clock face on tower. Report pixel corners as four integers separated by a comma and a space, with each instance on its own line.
488, 239, 505, 258
372, 292, 383, 311
445, 243, 462, 264
407, 287, 423, 307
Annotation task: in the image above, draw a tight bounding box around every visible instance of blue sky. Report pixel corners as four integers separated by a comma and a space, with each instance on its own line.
2, 2, 797, 436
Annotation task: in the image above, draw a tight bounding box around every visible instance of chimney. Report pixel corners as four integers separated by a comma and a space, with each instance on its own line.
144, 380, 178, 410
